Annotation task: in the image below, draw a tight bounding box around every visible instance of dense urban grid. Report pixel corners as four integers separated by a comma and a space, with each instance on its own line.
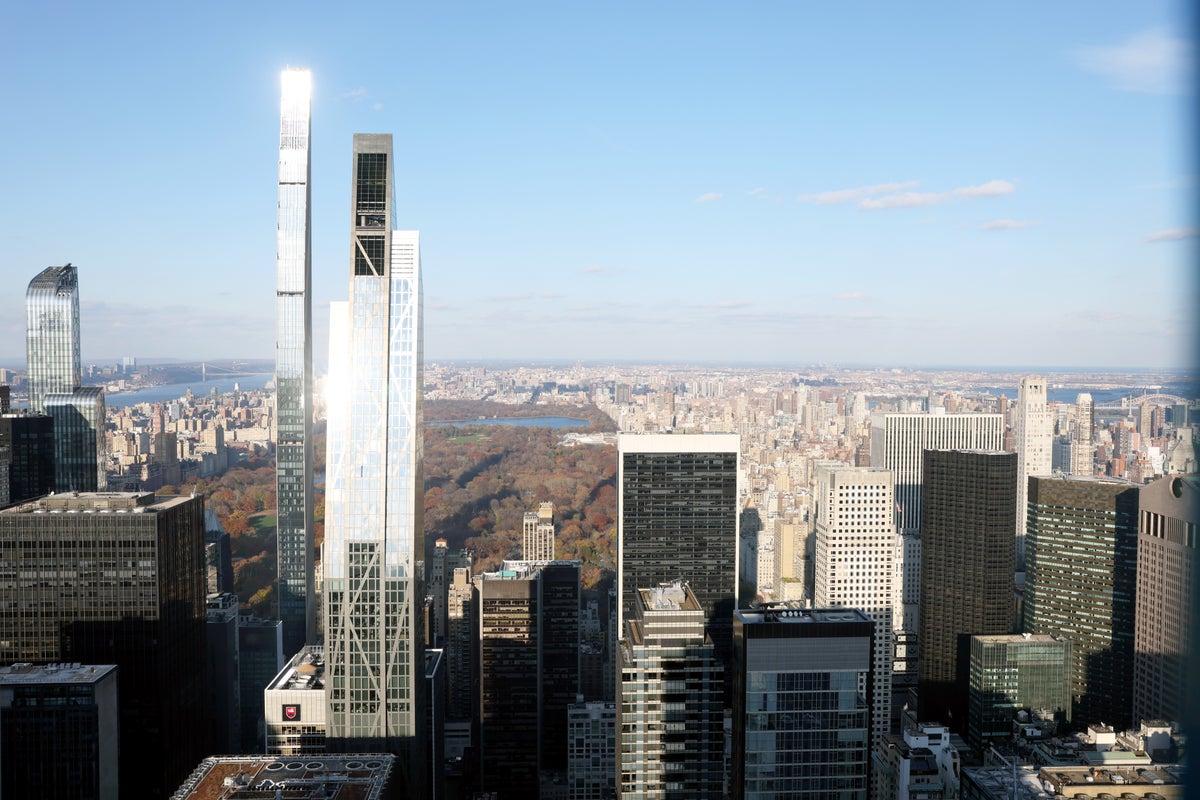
0, 65, 1194, 800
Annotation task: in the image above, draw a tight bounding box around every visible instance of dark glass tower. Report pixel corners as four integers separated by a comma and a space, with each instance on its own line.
275, 67, 315, 656
0, 413, 55, 503
0, 491, 207, 798
44, 387, 106, 492
1025, 475, 1139, 730
917, 449, 1016, 728
617, 433, 739, 663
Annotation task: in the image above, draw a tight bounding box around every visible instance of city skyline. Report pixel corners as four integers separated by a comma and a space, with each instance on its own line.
0, 3, 1194, 369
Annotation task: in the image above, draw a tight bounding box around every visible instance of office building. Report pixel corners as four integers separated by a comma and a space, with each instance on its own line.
0, 662, 119, 800
731, 605, 874, 800
275, 67, 316, 657
477, 567, 541, 797
617, 432, 739, 663
523, 501, 556, 561
1133, 475, 1198, 725
265, 645, 327, 755
918, 450, 1016, 728
425, 648, 446, 800
445, 565, 476, 724
1014, 378, 1053, 569
869, 411, 1004, 536
239, 614, 284, 753
206, 592, 241, 755
1025, 475, 1139, 730
0, 491, 206, 798
872, 723, 960, 800
428, 539, 468, 647
45, 387, 106, 492
1071, 393, 1094, 477
25, 264, 81, 414
324, 134, 425, 793
0, 413, 55, 504
967, 633, 1071, 754
568, 699, 616, 800
618, 582, 723, 799
813, 465, 895, 741
171, 754, 395, 800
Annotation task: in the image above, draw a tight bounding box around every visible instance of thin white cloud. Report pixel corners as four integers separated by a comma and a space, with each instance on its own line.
859, 191, 947, 210
540, 291, 562, 299
836, 292, 869, 300
344, 87, 368, 101
372, 102, 384, 111
748, 187, 765, 196
801, 181, 918, 205
1144, 226, 1198, 243
849, 311, 883, 320
981, 219, 1042, 231
582, 265, 605, 274
1074, 29, 1193, 94
688, 300, 752, 309
954, 179, 1016, 198
694, 192, 722, 203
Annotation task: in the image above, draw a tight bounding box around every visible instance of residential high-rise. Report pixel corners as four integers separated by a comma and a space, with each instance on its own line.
0, 662, 119, 800
324, 133, 425, 792
45, 387, 106, 491
1071, 393, 1094, 477
813, 465, 895, 741
568, 700, 616, 800
618, 582, 724, 799
275, 67, 316, 657
731, 606, 874, 800
1133, 475, 1198, 725
1014, 378, 1053, 569
617, 432, 739, 663
25, 264, 81, 414
917, 450, 1016, 728
1025, 475, 1139, 730
523, 501, 556, 561
445, 565, 476, 724
967, 633, 1071, 754
0, 491, 206, 798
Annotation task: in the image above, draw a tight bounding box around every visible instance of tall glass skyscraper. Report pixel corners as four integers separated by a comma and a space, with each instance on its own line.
25, 264, 82, 414
275, 67, 315, 655
45, 387, 106, 492
324, 133, 425, 793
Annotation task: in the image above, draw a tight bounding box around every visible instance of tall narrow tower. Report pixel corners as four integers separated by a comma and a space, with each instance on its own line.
1071, 393, 1095, 477
25, 264, 81, 415
324, 134, 425, 792
275, 67, 315, 655
1014, 377, 1053, 569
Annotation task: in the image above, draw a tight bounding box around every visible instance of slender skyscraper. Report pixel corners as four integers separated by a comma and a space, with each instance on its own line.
1014, 377, 1053, 569
325, 134, 425, 793
25, 265, 81, 414
275, 67, 315, 655
1071, 393, 1094, 477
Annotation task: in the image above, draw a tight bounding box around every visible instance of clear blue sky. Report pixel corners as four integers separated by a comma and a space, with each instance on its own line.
0, 2, 1194, 369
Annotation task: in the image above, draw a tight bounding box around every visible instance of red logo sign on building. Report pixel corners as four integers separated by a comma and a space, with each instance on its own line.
283, 704, 300, 721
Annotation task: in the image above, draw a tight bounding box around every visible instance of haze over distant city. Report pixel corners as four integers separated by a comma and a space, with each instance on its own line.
0, 3, 1194, 369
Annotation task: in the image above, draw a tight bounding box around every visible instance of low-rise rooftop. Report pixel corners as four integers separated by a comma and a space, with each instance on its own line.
0, 662, 116, 685
170, 754, 393, 800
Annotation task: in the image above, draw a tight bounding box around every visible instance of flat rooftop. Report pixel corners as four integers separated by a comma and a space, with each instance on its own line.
736, 606, 871, 625
0, 491, 194, 515
171, 755, 394, 800
0, 662, 116, 685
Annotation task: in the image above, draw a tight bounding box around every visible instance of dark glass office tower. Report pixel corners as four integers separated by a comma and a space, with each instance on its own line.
917, 449, 1016, 728
275, 67, 316, 657
731, 606, 874, 800
44, 387, 106, 492
324, 133, 425, 794
617, 433, 739, 664
0, 491, 206, 798
0, 413, 55, 503
25, 265, 81, 415
1025, 475, 1139, 730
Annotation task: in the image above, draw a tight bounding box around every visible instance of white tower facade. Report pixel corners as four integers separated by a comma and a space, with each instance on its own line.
324, 134, 425, 792
1014, 377, 1053, 569
813, 465, 895, 742
1072, 393, 1095, 477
